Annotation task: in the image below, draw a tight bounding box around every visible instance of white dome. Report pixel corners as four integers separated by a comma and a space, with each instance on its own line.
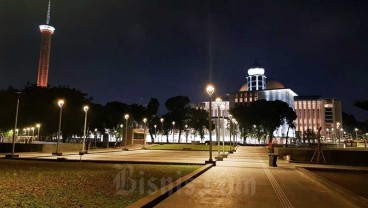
248, 67, 265, 76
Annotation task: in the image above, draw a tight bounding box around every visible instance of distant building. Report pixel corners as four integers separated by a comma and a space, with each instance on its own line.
37, 1, 55, 87
229, 63, 297, 138
294, 96, 343, 140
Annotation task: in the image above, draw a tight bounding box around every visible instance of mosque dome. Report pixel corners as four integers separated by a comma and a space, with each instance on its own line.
266, 79, 285, 90
239, 83, 248, 91
239, 79, 285, 91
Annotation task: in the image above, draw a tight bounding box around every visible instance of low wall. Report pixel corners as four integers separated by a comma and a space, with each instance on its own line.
275, 147, 368, 166
0, 143, 86, 153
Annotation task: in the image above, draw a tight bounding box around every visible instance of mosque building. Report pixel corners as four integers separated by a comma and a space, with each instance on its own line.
202, 62, 343, 143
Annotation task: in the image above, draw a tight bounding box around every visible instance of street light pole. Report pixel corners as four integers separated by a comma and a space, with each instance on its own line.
206, 84, 215, 164
124, 114, 129, 151
36, 124, 41, 141
355, 128, 358, 139
160, 118, 164, 143
220, 104, 226, 156
172, 121, 175, 143
228, 114, 233, 153
82, 105, 89, 153
53, 99, 64, 156
9, 93, 20, 157
215, 97, 223, 161
154, 124, 157, 143
143, 118, 147, 149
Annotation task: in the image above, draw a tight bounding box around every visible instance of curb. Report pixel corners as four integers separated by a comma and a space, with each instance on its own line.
2, 157, 205, 166
296, 167, 368, 207
126, 164, 214, 208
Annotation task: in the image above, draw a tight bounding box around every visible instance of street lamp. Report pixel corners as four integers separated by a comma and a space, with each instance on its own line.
36, 124, 41, 141
215, 97, 222, 161
31, 127, 35, 143
143, 118, 147, 149
154, 124, 157, 142
160, 118, 164, 143
123, 114, 129, 150
206, 84, 215, 164
185, 124, 188, 143
7, 92, 21, 158
172, 121, 176, 143
53, 99, 64, 156
26, 127, 30, 136
355, 128, 358, 139
81, 105, 89, 153
220, 104, 226, 156
228, 114, 233, 152
94, 128, 98, 148
120, 124, 123, 147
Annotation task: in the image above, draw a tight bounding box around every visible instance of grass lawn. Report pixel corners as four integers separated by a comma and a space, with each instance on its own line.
0, 159, 200, 208
148, 143, 233, 151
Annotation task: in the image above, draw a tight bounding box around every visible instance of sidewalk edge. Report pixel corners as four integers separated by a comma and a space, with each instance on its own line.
296, 167, 368, 207
126, 164, 213, 208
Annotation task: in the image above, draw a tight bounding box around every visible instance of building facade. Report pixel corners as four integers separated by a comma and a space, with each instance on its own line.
294, 96, 343, 140
229, 63, 297, 138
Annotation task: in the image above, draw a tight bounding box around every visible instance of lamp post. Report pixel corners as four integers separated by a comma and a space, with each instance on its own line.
143, 118, 147, 149
160, 118, 164, 143
7, 92, 21, 158
94, 128, 98, 148
26, 127, 30, 137
220, 104, 226, 156
206, 84, 215, 164
82, 105, 89, 153
123, 114, 129, 150
53, 99, 64, 156
185, 124, 188, 143
355, 128, 358, 139
120, 124, 123, 147
154, 124, 157, 143
331, 128, 335, 142
326, 128, 330, 141
31, 127, 35, 143
228, 114, 233, 153
215, 97, 223, 161
36, 124, 41, 141
172, 121, 175, 143
233, 119, 238, 150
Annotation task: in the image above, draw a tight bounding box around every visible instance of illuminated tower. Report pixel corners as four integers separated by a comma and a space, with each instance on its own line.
37, 1, 55, 87
246, 62, 267, 91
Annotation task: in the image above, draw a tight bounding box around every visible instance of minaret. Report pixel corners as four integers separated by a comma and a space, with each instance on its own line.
246, 62, 267, 91
37, 1, 55, 87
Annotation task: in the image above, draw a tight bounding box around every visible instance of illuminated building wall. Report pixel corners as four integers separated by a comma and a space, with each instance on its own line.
294, 96, 342, 139
229, 63, 297, 138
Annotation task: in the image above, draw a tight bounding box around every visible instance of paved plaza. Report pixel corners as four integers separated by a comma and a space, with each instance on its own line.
3, 146, 367, 207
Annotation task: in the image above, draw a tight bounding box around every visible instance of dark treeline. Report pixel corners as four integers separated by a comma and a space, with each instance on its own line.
0, 84, 210, 143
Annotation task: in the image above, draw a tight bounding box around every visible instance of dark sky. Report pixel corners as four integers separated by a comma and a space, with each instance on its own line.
1, 0, 367, 120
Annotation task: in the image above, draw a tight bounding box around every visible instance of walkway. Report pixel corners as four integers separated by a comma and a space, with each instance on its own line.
155, 146, 358, 208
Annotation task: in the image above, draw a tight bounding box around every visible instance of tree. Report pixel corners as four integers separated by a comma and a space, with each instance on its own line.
165, 96, 190, 143
146, 98, 160, 143
354, 100, 368, 112
187, 108, 210, 142
230, 100, 297, 150
0, 85, 92, 142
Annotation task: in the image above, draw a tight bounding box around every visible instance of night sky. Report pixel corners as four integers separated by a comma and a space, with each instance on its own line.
1, 0, 367, 120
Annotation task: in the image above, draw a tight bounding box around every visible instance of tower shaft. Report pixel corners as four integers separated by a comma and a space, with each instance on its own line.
37, 26, 54, 87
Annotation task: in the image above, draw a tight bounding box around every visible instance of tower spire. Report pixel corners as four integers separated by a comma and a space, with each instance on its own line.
46, 0, 51, 25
